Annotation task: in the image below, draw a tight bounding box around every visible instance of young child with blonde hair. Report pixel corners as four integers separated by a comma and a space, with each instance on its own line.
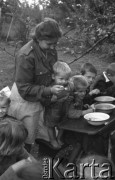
64, 75, 93, 119
61, 75, 94, 150
0, 92, 10, 119
42, 61, 72, 149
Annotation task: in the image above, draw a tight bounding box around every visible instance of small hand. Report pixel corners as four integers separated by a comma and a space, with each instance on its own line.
86, 108, 93, 113
89, 89, 100, 96
84, 104, 90, 109
51, 85, 65, 95
90, 104, 95, 111
51, 95, 57, 102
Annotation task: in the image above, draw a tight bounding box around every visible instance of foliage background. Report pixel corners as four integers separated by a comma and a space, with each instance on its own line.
0, 0, 115, 58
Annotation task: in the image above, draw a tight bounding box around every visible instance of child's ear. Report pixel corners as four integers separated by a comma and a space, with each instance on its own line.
52, 74, 55, 79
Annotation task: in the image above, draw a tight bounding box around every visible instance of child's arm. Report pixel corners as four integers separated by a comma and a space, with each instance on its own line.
17, 148, 33, 161
82, 108, 93, 116
68, 103, 82, 119
89, 89, 100, 96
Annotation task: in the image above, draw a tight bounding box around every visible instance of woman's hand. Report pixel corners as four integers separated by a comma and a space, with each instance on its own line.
51, 85, 65, 95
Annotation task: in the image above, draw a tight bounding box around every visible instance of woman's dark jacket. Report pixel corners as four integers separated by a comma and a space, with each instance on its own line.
15, 40, 57, 102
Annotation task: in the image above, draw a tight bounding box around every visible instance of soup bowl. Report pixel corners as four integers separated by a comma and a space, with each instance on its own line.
94, 103, 115, 114
94, 96, 115, 104
84, 112, 110, 126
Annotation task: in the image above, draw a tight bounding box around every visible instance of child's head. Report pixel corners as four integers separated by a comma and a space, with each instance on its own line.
52, 61, 71, 86
0, 92, 10, 118
0, 117, 28, 156
70, 75, 88, 99
105, 63, 115, 84
81, 63, 97, 86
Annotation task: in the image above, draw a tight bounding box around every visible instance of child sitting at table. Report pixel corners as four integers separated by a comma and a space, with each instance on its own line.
92, 63, 115, 165
61, 75, 94, 150
92, 63, 115, 97
80, 63, 100, 105
42, 61, 73, 149
63, 75, 93, 119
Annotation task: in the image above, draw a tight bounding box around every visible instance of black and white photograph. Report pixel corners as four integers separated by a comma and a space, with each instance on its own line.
0, 0, 115, 179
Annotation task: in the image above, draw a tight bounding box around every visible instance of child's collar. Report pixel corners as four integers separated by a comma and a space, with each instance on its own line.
103, 71, 110, 82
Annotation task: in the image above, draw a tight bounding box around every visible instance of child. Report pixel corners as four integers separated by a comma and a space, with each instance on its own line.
92, 63, 115, 165
64, 75, 93, 119
42, 61, 72, 149
80, 63, 100, 105
0, 117, 29, 175
61, 75, 93, 150
92, 63, 115, 97
0, 92, 10, 119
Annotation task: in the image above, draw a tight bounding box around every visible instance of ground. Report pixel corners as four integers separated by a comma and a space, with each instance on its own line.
0, 42, 114, 158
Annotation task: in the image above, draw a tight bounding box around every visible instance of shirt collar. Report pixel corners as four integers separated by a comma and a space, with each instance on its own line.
103, 71, 110, 82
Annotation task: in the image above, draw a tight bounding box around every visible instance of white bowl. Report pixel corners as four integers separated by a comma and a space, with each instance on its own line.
95, 103, 115, 114
84, 112, 110, 126
94, 96, 115, 103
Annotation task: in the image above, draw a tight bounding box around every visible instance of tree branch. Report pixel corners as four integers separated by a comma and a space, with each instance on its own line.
63, 27, 75, 36
68, 33, 111, 65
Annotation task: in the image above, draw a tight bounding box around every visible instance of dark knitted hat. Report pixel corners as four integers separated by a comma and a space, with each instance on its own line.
35, 18, 62, 41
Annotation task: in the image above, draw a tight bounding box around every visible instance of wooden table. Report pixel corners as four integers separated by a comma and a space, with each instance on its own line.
58, 111, 115, 162
59, 111, 115, 135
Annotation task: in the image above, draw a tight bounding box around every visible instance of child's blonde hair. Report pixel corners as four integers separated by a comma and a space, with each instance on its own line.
70, 75, 88, 91
0, 92, 10, 106
53, 61, 71, 76
81, 63, 97, 75
0, 117, 28, 156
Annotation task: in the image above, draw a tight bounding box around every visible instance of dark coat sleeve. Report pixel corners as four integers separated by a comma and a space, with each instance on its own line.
92, 74, 113, 94
103, 85, 115, 97
15, 55, 51, 102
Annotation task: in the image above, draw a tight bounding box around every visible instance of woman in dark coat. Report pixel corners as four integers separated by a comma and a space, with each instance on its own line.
8, 18, 63, 152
